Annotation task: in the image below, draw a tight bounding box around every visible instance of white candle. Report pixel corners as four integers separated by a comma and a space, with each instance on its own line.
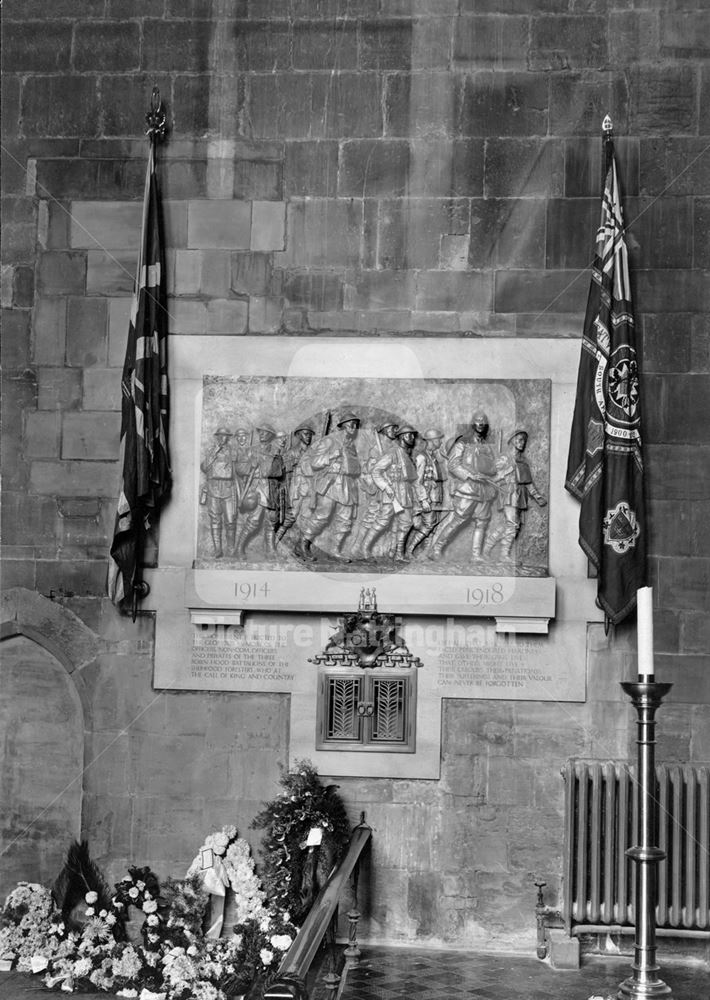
637, 586, 654, 681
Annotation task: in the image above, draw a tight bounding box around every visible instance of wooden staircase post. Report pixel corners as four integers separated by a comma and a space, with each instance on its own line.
344, 857, 363, 968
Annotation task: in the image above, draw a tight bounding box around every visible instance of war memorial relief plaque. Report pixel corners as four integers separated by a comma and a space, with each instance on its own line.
195, 374, 550, 574
187, 374, 555, 629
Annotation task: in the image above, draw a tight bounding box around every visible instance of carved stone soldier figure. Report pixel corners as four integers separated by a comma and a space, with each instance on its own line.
233, 424, 282, 558
200, 427, 237, 558
349, 419, 399, 560
367, 424, 419, 562
407, 427, 448, 556
299, 412, 361, 560
429, 410, 501, 560
484, 429, 547, 558
275, 423, 314, 551
232, 427, 255, 514
269, 431, 290, 535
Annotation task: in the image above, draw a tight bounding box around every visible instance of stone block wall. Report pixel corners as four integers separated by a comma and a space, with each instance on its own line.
1, 1, 709, 952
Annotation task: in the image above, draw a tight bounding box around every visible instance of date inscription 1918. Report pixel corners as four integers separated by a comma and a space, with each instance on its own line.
465, 582, 506, 607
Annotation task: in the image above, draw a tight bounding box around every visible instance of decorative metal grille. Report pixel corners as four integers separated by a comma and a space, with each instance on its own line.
326, 676, 362, 741
372, 677, 406, 742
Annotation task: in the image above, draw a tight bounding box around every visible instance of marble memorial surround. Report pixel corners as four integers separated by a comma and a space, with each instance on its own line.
147, 337, 602, 779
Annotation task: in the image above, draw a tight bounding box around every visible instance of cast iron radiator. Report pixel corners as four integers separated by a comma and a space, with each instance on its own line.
563, 760, 710, 934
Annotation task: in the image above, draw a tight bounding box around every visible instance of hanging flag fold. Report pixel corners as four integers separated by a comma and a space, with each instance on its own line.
565, 141, 647, 626
109, 145, 171, 612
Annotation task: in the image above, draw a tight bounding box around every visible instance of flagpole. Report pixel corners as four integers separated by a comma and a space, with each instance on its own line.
133, 88, 165, 621
109, 87, 170, 621
127, 88, 168, 622
131, 103, 149, 629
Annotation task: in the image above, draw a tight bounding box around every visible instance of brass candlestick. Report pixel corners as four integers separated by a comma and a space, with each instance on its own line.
617, 681, 673, 999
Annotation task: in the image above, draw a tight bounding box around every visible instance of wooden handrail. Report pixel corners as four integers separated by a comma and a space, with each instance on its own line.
263, 822, 372, 1000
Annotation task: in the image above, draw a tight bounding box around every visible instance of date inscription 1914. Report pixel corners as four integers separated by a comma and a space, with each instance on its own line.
234, 581, 271, 600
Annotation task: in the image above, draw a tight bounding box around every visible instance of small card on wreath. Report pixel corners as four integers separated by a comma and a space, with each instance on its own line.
306, 827, 323, 847
200, 847, 214, 870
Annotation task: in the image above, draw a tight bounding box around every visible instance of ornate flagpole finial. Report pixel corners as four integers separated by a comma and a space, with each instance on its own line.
145, 86, 167, 143
601, 115, 614, 173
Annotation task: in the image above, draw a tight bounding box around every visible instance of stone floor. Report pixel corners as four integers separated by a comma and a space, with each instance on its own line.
2, 949, 708, 1000
338, 947, 708, 1000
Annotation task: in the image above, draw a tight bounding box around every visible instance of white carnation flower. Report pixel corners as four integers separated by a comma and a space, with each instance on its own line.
260, 948, 274, 966
212, 831, 229, 855
73, 957, 92, 976
85, 891, 98, 905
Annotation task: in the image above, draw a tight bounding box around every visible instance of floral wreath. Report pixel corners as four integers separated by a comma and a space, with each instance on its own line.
108, 866, 162, 948
187, 825, 269, 932
251, 759, 350, 924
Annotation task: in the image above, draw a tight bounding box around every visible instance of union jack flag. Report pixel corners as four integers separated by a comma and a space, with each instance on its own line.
565, 142, 647, 626
109, 145, 171, 612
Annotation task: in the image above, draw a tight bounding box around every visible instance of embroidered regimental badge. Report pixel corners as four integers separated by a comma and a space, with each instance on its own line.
608, 346, 639, 420
603, 501, 640, 554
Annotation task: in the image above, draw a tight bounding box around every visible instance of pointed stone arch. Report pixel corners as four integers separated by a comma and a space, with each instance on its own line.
0, 588, 100, 896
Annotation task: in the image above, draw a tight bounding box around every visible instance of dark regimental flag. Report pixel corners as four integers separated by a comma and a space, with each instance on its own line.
109, 145, 171, 612
565, 141, 646, 626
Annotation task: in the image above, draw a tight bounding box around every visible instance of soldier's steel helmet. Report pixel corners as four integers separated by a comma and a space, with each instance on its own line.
337, 411, 360, 426
294, 423, 314, 435
255, 424, 277, 436
396, 424, 417, 437
214, 426, 232, 437
377, 419, 399, 433
471, 410, 489, 425
508, 429, 528, 445
422, 428, 444, 440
